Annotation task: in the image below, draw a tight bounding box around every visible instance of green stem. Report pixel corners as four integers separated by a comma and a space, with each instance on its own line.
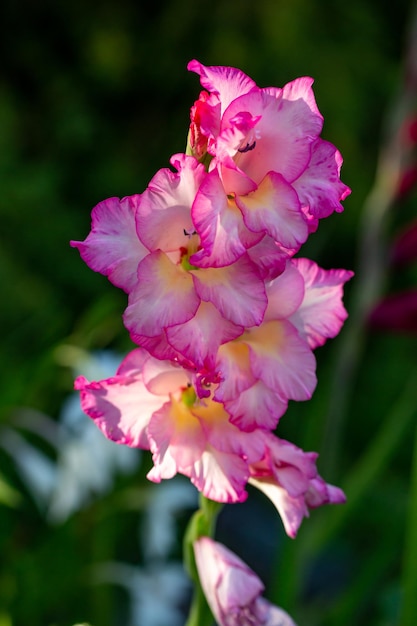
398, 422, 417, 626
185, 585, 214, 626
183, 494, 223, 626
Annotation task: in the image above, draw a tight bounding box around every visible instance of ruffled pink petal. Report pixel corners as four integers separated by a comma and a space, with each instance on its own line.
236, 172, 308, 248
137, 154, 206, 252
147, 399, 207, 481
264, 261, 305, 320
189, 407, 265, 501
280, 76, 323, 123
306, 477, 346, 508
249, 434, 346, 537
127, 330, 183, 363
246, 235, 291, 281
74, 348, 164, 449
222, 90, 322, 184
115, 347, 149, 375
293, 139, 351, 218
243, 320, 317, 401
214, 341, 256, 402
195, 404, 265, 464
262, 437, 317, 496
249, 476, 308, 538
290, 258, 354, 349
141, 356, 190, 395
166, 301, 243, 368
190, 448, 250, 502
216, 153, 259, 196
123, 251, 200, 337
188, 60, 257, 117
213, 114, 261, 171
191, 169, 261, 268
224, 379, 288, 431
192, 254, 267, 327
70, 195, 147, 292
147, 396, 262, 503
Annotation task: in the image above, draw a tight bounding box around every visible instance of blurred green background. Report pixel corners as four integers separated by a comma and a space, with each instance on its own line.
1, 0, 417, 624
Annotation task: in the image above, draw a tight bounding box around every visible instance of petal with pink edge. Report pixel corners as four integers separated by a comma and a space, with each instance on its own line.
290, 258, 354, 349
193, 401, 265, 463
191, 169, 261, 268
236, 172, 308, 248
280, 76, 323, 122
248, 477, 308, 538
242, 320, 317, 401
147, 396, 254, 503
214, 341, 256, 403
190, 448, 250, 502
224, 379, 288, 431
264, 261, 305, 321
247, 235, 290, 281
147, 398, 207, 481
306, 477, 346, 508
222, 90, 322, 184
262, 437, 317, 497
192, 404, 264, 502
192, 254, 267, 327
74, 350, 164, 449
188, 60, 257, 117
137, 154, 206, 252
127, 330, 183, 363
123, 251, 200, 338
249, 433, 346, 536
70, 195, 147, 293
293, 139, 351, 218
141, 356, 190, 396
166, 301, 243, 368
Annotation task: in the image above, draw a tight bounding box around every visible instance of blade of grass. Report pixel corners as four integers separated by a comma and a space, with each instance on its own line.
398, 422, 417, 626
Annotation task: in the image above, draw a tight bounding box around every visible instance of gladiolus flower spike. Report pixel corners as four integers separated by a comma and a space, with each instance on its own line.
71, 60, 352, 538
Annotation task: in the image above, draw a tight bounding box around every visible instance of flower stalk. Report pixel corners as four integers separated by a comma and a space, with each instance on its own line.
183, 495, 223, 626
71, 60, 352, 625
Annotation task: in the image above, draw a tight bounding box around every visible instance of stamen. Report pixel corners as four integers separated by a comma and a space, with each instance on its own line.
183, 227, 197, 237
238, 140, 256, 153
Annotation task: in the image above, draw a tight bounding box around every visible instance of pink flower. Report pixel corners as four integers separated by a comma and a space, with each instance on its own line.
74, 348, 266, 503
72, 153, 270, 367
71, 60, 352, 529
249, 433, 346, 538
213, 259, 353, 431
287, 258, 354, 349
70, 194, 147, 293
187, 60, 350, 267
193, 536, 297, 626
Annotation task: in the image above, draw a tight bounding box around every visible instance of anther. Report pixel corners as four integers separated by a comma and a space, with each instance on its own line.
183, 228, 197, 237
238, 140, 256, 153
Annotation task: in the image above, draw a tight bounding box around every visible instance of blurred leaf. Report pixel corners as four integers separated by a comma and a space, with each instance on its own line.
0, 474, 21, 508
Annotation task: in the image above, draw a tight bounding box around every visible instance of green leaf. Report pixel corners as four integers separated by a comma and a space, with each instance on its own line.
0, 474, 21, 508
